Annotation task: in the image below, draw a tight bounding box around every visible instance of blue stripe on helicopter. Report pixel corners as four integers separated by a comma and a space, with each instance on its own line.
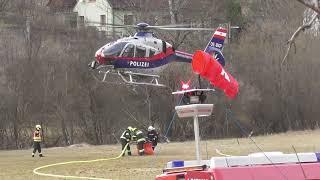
113, 54, 191, 69
205, 38, 225, 52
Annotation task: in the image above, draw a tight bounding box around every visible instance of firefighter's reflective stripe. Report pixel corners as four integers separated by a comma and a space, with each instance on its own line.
148, 130, 158, 141
131, 130, 138, 140
131, 135, 137, 140
136, 130, 143, 136
134, 129, 145, 143
137, 138, 146, 143
139, 149, 144, 153
120, 130, 131, 141
33, 131, 42, 142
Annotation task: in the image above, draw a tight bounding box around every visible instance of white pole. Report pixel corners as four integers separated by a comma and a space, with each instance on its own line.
193, 115, 201, 164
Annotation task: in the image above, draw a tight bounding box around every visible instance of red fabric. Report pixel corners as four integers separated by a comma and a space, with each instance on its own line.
192, 50, 239, 99
144, 142, 154, 155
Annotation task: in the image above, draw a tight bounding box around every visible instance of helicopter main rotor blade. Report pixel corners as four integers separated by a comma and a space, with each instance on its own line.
73, 21, 241, 31
156, 27, 216, 31
81, 21, 192, 29
155, 26, 241, 31
84, 21, 137, 28
148, 24, 191, 28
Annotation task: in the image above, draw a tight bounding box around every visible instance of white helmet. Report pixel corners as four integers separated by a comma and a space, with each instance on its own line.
148, 126, 155, 131
36, 125, 41, 130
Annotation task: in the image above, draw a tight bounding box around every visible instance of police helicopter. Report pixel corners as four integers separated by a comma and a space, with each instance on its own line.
89, 22, 228, 87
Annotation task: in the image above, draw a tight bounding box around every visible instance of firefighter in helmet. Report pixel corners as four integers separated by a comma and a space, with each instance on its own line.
132, 128, 146, 156
32, 125, 43, 157
147, 126, 159, 150
120, 126, 133, 156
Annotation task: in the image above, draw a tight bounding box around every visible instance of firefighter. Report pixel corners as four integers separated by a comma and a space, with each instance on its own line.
147, 126, 159, 150
132, 128, 146, 156
32, 125, 43, 157
120, 126, 133, 156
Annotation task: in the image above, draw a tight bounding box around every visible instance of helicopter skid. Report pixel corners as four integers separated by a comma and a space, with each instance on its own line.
97, 68, 166, 87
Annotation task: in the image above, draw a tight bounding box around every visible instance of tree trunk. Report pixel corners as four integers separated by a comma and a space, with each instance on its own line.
61, 118, 69, 145
168, 0, 177, 24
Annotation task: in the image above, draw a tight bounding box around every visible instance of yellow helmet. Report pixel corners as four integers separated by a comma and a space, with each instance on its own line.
127, 126, 133, 131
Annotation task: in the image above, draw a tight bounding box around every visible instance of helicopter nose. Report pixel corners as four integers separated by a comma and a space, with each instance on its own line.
95, 53, 106, 64
95, 48, 107, 65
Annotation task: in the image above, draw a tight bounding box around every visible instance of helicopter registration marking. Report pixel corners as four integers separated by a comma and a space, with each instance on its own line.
129, 61, 150, 67
210, 42, 223, 49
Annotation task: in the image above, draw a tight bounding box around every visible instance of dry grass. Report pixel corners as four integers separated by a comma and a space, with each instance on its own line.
1, 130, 320, 180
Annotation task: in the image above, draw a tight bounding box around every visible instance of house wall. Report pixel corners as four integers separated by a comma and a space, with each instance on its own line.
73, 0, 134, 37
73, 0, 113, 33
113, 10, 135, 36
52, 12, 77, 28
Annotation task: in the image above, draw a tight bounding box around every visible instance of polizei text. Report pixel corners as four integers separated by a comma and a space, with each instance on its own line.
129, 61, 150, 67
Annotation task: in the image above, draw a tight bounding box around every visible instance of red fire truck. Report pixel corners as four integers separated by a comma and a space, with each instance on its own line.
156, 152, 320, 180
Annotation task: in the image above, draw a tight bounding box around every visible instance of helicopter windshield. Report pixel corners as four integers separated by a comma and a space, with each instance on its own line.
103, 42, 128, 56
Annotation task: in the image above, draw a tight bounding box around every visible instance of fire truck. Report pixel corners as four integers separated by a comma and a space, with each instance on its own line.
160, 90, 320, 180
156, 152, 320, 180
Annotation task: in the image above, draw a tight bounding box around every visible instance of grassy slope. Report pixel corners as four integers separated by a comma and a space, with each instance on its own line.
1, 130, 320, 180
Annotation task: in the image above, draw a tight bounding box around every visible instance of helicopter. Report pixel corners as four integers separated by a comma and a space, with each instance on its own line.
89, 22, 227, 87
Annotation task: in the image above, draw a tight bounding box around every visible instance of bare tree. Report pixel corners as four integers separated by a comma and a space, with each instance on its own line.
282, 0, 319, 64
0, 0, 9, 12
1, 0, 320, 149
297, 0, 320, 14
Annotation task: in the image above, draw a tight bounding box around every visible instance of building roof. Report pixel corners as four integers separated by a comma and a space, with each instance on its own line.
107, 0, 167, 11
47, 0, 167, 11
47, 0, 77, 11
107, 0, 141, 10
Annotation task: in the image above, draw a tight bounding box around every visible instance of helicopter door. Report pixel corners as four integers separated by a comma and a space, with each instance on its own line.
135, 46, 146, 58
162, 40, 166, 53
121, 44, 135, 57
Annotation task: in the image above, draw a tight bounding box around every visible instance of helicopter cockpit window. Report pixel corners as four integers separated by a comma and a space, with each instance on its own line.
103, 42, 128, 56
136, 46, 146, 58
121, 44, 135, 57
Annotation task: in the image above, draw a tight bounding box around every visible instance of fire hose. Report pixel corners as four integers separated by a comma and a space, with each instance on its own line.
33, 143, 128, 180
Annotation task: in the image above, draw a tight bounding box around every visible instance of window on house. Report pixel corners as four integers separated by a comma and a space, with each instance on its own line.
136, 46, 146, 58
124, 15, 133, 25
66, 14, 77, 28
79, 16, 84, 26
100, 15, 106, 25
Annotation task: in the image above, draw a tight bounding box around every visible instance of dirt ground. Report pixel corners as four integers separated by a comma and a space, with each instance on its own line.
1, 130, 320, 180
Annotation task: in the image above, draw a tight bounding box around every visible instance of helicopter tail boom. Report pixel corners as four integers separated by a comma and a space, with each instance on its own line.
174, 51, 193, 63
204, 27, 227, 66
204, 27, 227, 52
173, 27, 228, 66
